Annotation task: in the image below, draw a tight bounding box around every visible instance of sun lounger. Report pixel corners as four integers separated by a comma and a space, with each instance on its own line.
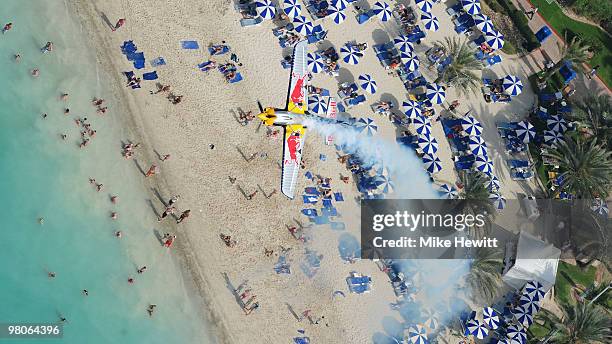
240, 16, 264, 27
304, 187, 319, 195
455, 160, 474, 170
303, 195, 318, 204
142, 71, 158, 80
345, 94, 367, 108
121, 41, 137, 54
407, 30, 426, 42
133, 59, 145, 69
330, 222, 346, 230
508, 159, 530, 168
233, 1, 254, 11
497, 121, 519, 130
294, 337, 310, 344
511, 170, 533, 181
301, 209, 318, 217
357, 11, 373, 24
227, 72, 243, 83
322, 207, 338, 217
208, 45, 230, 55
334, 192, 344, 202
150, 57, 166, 67
313, 215, 330, 225
181, 40, 199, 49
485, 55, 502, 67
322, 199, 333, 208
126, 51, 144, 62
305, 171, 313, 180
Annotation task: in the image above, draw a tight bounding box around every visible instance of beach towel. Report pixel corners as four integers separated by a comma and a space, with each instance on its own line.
322, 199, 333, 208
208, 45, 230, 55
334, 192, 344, 202
126, 51, 144, 62
150, 57, 166, 67
301, 209, 318, 217
133, 59, 145, 69
293, 337, 310, 344
240, 16, 264, 27
305, 171, 313, 180
142, 71, 158, 81
228, 72, 243, 83
319, 154, 326, 161
181, 40, 199, 49
302, 195, 318, 204
357, 12, 373, 24
121, 41, 137, 54
304, 187, 319, 195
330, 222, 345, 230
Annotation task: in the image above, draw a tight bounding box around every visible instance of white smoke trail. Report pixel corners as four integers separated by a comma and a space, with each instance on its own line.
302, 117, 438, 199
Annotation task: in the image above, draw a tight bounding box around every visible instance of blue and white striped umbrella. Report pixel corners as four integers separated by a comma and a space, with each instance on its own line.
546, 115, 568, 133
487, 175, 500, 191
475, 156, 494, 174
465, 319, 488, 339
394, 36, 415, 53
255, 0, 277, 19
473, 13, 495, 33
485, 30, 505, 50
522, 280, 545, 300
518, 294, 541, 314
307, 52, 324, 73
401, 51, 420, 72
543, 130, 564, 147
422, 153, 442, 173
426, 84, 446, 104
439, 184, 458, 199
462, 0, 481, 15
327, 5, 346, 24
407, 324, 428, 344
506, 325, 527, 344
591, 198, 609, 216
308, 95, 328, 114
403, 100, 422, 119
358, 74, 378, 94
421, 12, 440, 31
482, 307, 500, 330
292, 16, 314, 35
282, 0, 302, 18
332, 0, 349, 10
415, 0, 433, 13
489, 193, 506, 210
413, 115, 431, 135
418, 135, 439, 155
513, 306, 533, 327
373, 175, 395, 193
502, 75, 523, 96
515, 120, 535, 143
356, 118, 378, 136
468, 136, 488, 156
461, 116, 483, 136
373, 1, 392, 21
423, 310, 439, 331
340, 45, 361, 65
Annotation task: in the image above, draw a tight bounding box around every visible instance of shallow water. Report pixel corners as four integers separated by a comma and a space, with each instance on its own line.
0, 1, 213, 343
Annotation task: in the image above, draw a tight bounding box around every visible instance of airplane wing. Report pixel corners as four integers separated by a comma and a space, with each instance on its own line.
280, 124, 306, 199
324, 97, 338, 145
285, 40, 309, 115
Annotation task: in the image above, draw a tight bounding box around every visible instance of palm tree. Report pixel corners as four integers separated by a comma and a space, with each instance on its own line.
455, 171, 495, 238
542, 137, 612, 199
569, 95, 612, 148
537, 302, 612, 343
434, 37, 484, 96
465, 247, 503, 304
545, 34, 591, 79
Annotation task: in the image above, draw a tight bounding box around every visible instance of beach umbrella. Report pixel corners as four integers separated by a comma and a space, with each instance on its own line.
591, 198, 609, 216
482, 307, 500, 330
421, 12, 440, 31
415, 0, 433, 13
422, 154, 442, 174
255, 0, 277, 19
394, 36, 415, 53
356, 118, 378, 136
468, 136, 488, 156
502, 75, 523, 96
340, 45, 361, 65
475, 156, 494, 174
308, 95, 328, 114
373, 1, 392, 22
372, 175, 395, 193
403, 100, 422, 119
506, 325, 527, 344
543, 130, 564, 147
485, 30, 505, 50
518, 294, 541, 314
513, 306, 533, 327
426, 84, 446, 104
438, 184, 458, 199
546, 115, 568, 132
461, 116, 483, 136
486, 175, 501, 191
489, 193, 506, 210
522, 280, 545, 300
413, 115, 431, 135
282, 0, 302, 18
407, 324, 428, 344
327, 5, 347, 24
401, 51, 420, 72
292, 16, 314, 35
473, 13, 495, 33
418, 136, 439, 155
422, 309, 439, 331
462, 0, 481, 15
515, 120, 535, 143
332, 0, 349, 10
307, 52, 324, 73
465, 319, 488, 339
358, 74, 378, 94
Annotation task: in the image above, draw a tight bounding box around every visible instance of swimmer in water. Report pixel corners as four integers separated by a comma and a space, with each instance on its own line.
14, 54, 21, 62
38, 217, 44, 225
115, 231, 122, 238
110, 195, 118, 204
31, 69, 40, 77
111, 212, 118, 220
60, 93, 68, 101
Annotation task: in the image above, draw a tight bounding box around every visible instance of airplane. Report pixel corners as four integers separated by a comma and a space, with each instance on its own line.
257, 40, 341, 199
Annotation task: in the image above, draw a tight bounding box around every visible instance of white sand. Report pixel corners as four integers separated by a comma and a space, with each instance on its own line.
69, 0, 560, 342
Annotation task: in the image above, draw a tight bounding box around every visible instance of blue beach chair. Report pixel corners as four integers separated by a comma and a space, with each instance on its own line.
228, 72, 243, 83
181, 40, 200, 49
304, 187, 319, 195
150, 57, 166, 67
142, 71, 158, 80
301, 209, 318, 217
302, 195, 318, 204
485, 55, 502, 68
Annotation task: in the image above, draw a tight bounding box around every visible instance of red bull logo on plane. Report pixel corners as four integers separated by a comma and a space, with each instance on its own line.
284, 132, 301, 165
290, 73, 305, 106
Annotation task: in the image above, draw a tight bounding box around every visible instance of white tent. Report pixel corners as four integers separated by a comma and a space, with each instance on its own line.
502, 231, 561, 291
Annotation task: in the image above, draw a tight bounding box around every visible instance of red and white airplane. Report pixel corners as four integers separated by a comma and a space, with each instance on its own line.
257, 40, 339, 199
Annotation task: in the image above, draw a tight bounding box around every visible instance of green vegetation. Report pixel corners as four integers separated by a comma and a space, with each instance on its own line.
568, 95, 612, 148
500, 41, 517, 54
491, 0, 541, 51
536, 302, 612, 343
568, 0, 612, 35
555, 261, 596, 306
530, 0, 612, 87
465, 248, 503, 304
434, 37, 484, 96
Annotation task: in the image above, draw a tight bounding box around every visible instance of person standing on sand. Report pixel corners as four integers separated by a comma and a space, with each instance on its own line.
145, 164, 158, 177
176, 210, 190, 224
2, 23, 13, 34
244, 302, 259, 315
168, 195, 180, 206
160, 154, 171, 161
163, 235, 176, 248
157, 206, 175, 222
112, 18, 126, 31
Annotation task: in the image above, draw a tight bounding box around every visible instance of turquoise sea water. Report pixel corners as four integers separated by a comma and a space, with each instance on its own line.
0, 1, 212, 343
